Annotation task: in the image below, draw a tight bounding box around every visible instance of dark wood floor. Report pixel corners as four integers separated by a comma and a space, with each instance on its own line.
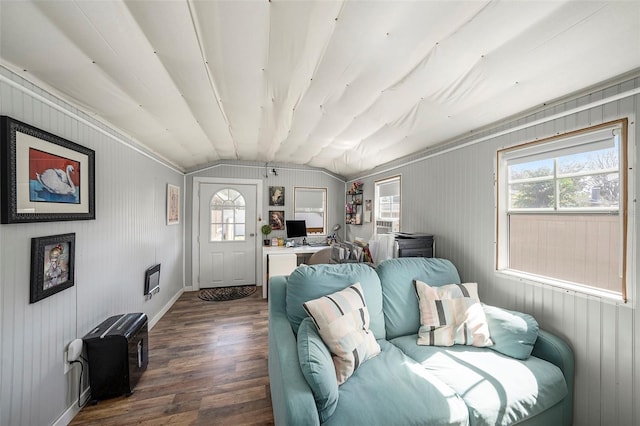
70, 290, 275, 425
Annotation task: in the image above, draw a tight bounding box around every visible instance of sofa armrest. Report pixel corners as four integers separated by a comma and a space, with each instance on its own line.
268, 276, 320, 426
532, 329, 575, 425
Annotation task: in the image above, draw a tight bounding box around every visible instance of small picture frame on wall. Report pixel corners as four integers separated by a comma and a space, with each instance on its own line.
167, 183, 180, 225
269, 210, 285, 230
269, 186, 285, 206
30, 233, 75, 304
0, 116, 96, 224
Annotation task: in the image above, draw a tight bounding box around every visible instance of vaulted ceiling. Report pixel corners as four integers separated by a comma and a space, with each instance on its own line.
1, 1, 639, 177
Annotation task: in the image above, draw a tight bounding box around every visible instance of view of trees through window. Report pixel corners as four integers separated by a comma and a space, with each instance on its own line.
498, 120, 627, 299
508, 141, 619, 211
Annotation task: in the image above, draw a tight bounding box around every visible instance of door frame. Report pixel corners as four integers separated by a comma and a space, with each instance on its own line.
191, 177, 263, 291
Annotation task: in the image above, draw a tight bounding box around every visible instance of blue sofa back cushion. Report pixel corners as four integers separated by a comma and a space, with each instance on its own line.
286, 263, 385, 338
297, 317, 339, 422
377, 258, 461, 339
483, 304, 539, 360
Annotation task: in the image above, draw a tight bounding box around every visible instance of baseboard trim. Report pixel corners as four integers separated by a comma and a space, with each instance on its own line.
54, 287, 183, 425
52, 387, 91, 426
149, 287, 184, 330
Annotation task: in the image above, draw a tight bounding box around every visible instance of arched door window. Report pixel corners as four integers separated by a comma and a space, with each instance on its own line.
210, 188, 246, 241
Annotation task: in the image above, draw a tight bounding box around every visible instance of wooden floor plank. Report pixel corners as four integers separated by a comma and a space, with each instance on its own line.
70, 291, 275, 425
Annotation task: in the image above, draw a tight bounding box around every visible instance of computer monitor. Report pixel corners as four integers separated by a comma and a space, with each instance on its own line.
285, 220, 307, 239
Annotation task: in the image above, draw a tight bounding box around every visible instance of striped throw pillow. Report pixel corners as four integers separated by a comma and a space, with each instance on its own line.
303, 282, 381, 384
414, 280, 493, 347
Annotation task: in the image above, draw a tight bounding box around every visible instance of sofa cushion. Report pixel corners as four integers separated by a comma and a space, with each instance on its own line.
377, 258, 461, 339
323, 340, 469, 426
484, 305, 539, 360
391, 334, 568, 426
286, 263, 385, 338
297, 317, 339, 422
415, 281, 493, 347
303, 282, 381, 384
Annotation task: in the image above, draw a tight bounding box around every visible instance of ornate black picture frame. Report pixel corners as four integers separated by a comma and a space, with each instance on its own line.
0, 116, 96, 223
269, 210, 285, 230
30, 233, 76, 304
269, 186, 285, 206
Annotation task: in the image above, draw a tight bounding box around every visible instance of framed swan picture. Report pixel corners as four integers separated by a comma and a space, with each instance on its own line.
0, 116, 96, 223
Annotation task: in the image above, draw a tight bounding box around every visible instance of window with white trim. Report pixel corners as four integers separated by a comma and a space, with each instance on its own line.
375, 176, 401, 234
210, 188, 246, 241
294, 187, 327, 235
497, 119, 629, 300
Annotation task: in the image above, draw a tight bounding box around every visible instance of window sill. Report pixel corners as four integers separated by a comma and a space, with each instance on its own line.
495, 269, 626, 304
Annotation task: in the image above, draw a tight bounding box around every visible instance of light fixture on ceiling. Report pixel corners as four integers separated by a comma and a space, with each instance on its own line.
264, 163, 278, 178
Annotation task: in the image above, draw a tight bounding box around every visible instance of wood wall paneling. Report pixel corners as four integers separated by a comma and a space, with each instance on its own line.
0, 67, 184, 426
185, 165, 345, 288
347, 74, 640, 426
1, 65, 638, 426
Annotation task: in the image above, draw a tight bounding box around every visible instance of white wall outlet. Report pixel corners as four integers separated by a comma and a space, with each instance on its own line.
64, 338, 83, 374
64, 350, 71, 374
67, 339, 83, 362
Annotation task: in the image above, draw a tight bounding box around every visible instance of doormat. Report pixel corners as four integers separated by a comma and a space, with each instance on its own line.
198, 285, 257, 302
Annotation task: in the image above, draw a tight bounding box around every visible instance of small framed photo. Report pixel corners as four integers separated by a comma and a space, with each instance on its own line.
167, 183, 180, 225
30, 233, 75, 304
269, 186, 285, 206
0, 116, 96, 223
269, 210, 284, 230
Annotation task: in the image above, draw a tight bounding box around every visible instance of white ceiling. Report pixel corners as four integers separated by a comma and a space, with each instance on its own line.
1, 1, 639, 177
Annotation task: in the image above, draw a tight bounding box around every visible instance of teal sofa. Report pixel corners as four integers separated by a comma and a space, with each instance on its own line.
268, 258, 574, 426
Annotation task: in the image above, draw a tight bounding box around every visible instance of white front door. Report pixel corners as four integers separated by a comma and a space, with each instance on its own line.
198, 182, 257, 288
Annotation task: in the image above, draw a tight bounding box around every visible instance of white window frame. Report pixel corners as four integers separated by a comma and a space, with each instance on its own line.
210, 188, 246, 242
496, 119, 632, 302
375, 175, 401, 234
293, 187, 327, 235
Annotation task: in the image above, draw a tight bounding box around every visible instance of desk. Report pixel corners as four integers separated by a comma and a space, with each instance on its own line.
262, 245, 328, 298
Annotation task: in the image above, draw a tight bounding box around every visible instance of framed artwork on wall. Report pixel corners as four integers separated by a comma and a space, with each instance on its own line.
269, 210, 284, 230
269, 186, 284, 206
0, 116, 96, 224
167, 183, 180, 225
364, 199, 372, 223
30, 233, 75, 304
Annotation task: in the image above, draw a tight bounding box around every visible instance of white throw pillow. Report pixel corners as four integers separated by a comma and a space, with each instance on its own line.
303, 282, 381, 384
414, 280, 493, 347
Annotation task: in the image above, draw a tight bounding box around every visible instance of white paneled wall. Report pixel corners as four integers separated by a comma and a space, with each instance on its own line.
0, 68, 184, 425
2, 60, 636, 426
185, 164, 345, 287
348, 74, 639, 425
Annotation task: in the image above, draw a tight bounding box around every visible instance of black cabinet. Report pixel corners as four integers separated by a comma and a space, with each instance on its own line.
83, 313, 148, 401
394, 233, 434, 258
